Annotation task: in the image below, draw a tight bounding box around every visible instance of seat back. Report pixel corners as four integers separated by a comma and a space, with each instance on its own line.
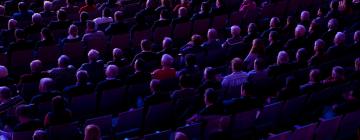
211, 14, 228, 30
52, 29, 68, 42
110, 33, 131, 50
281, 95, 307, 124
9, 49, 33, 68
18, 82, 38, 102
84, 115, 113, 136
86, 36, 108, 54
256, 102, 283, 133
202, 115, 231, 140
192, 18, 210, 35
230, 11, 243, 26
315, 116, 341, 140
37, 45, 60, 67
116, 108, 144, 132
99, 87, 128, 114
62, 41, 85, 65
267, 131, 291, 140
143, 130, 172, 140
153, 26, 172, 44
176, 123, 202, 140
173, 22, 192, 41
231, 109, 258, 139
69, 94, 97, 120
131, 29, 151, 49
291, 123, 317, 140
144, 102, 174, 132
11, 131, 34, 140
336, 109, 360, 140
48, 122, 80, 140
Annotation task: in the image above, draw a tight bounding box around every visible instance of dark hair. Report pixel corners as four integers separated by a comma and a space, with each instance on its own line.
141, 39, 152, 51
80, 12, 89, 22
135, 59, 146, 71
205, 88, 217, 103
52, 96, 66, 113
179, 74, 193, 88
57, 9, 67, 21
18, 2, 27, 12
160, 9, 171, 19
269, 31, 279, 41
16, 104, 33, 118
87, 20, 96, 30
254, 58, 266, 70
285, 76, 299, 89
241, 82, 253, 96
86, 0, 95, 5
41, 28, 54, 41
205, 67, 217, 80
330, 0, 339, 9
0, 87, 12, 100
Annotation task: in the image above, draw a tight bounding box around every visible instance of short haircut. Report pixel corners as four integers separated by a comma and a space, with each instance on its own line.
52, 96, 65, 112
231, 57, 243, 72
76, 70, 88, 83
114, 11, 124, 21
310, 69, 321, 82
58, 55, 71, 67
87, 20, 96, 30
80, 12, 89, 21
161, 54, 174, 66
16, 104, 33, 118
57, 9, 67, 21
254, 58, 266, 70
88, 49, 99, 61
0, 86, 12, 100
0, 65, 8, 78
141, 39, 152, 51
277, 51, 289, 64
106, 65, 119, 78
32, 13, 42, 23
231, 25, 241, 36
30, 60, 42, 72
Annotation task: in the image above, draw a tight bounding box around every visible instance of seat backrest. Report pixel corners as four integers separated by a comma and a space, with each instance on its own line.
18, 82, 39, 102
336, 109, 360, 140
192, 18, 210, 35
12, 131, 34, 140
173, 22, 192, 40
86, 37, 108, 54
202, 115, 231, 140
84, 115, 113, 136
231, 109, 258, 139
131, 29, 151, 48
153, 26, 172, 43
176, 123, 202, 140
37, 45, 60, 66
255, 102, 283, 133
211, 14, 228, 30
62, 41, 85, 64
143, 130, 172, 140
281, 95, 307, 122
315, 116, 341, 140
144, 102, 174, 132
48, 122, 80, 140
116, 108, 144, 132
267, 131, 291, 140
110, 33, 131, 50
100, 87, 128, 114
69, 94, 97, 120
230, 11, 244, 26
9, 49, 34, 68
37, 101, 52, 119
291, 123, 317, 140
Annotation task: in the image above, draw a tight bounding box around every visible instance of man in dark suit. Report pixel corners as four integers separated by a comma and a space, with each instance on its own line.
171, 7, 190, 25
267, 51, 295, 77
325, 32, 347, 60
12, 2, 34, 27
7, 29, 34, 53
144, 79, 170, 107
105, 11, 128, 35
63, 70, 95, 97
31, 78, 61, 104
19, 60, 48, 84
95, 65, 123, 99
47, 9, 72, 30
48, 55, 77, 90
300, 69, 324, 94
79, 49, 105, 84
0, 5, 10, 29
131, 39, 159, 71
1, 19, 17, 50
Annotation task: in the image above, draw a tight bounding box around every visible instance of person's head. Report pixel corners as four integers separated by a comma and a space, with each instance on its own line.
32, 13, 42, 24
355, 57, 360, 71
150, 79, 161, 92
43, 1, 53, 12
334, 32, 345, 45
181, 0, 188, 4
330, 0, 339, 10
0, 5, 5, 16
112, 48, 123, 60
231, 57, 243, 72
84, 124, 101, 140
146, 0, 156, 9
270, 17, 280, 28
207, 28, 217, 41
178, 7, 188, 18
216, 0, 224, 8
161, 54, 174, 67
52, 96, 66, 112
179, 74, 193, 88
0, 86, 11, 103
230, 25, 241, 37
317, 7, 327, 17
247, 23, 257, 34
18, 2, 27, 12
331, 66, 345, 80
204, 67, 217, 80
87, 49, 99, 62
295, 25, 306, 38
80, 12, 89, 22
68, 24, 78, 37
76, 70, 88, 83
354, 30, 360, 43
8, 19, 17, 30
254, 58, 266, 71
57, 9, 67, 21
15, 104, 33, 123
161, 0, 171, 7
204, 88, 217, 106
57, 55, 70, 68
102, 8, 111, 18
309, 69, 321, 83
85, 0, 95, 6
268, 31, 279, 42
277, 51, 289, 65
39, 78, 55, 93
286, 16, 295, 26
105, 65, 119, 79
0, 65, 8, 78
250, 38, 264, 55
191, 34, 202, 46
30, 60, 43, 73
159, 9, 171, 20
33, 130, 48, 140
41, 27, 53, 41
296, 48, 307, 62
314, 39, 325, 53
309, 19, 320, 32
162, 37, 172, 49
114, 11, 124, 22
15, 29, 26, 40
328, 18, 338, 30
285, 76, 298, 89
200, 2, 210, 13
241, 82, 252, 96
174, 132, 188, 140
134, 59, 145, 72
141, 39, 152, 52
300, 10, 310, 21
86, 20, 96, 32
185, 54, 196, 67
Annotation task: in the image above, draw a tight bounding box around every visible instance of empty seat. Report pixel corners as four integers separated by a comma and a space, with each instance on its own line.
267, 131, 291, 140
144, 102, 175, 133
336, 109, 360, 140
291, 123, 317, 140
11, 131, 34, 140
281, 95, 307, 125
99, 87, 128, 114
37, 45, 61, 68
192, 18, 210, 35
231, 109, 258, 139
211, 14, 228, 30
143, 130, 172, 140
69, 94, 97, 120
315, 116, 341, 140
84, 115, 113, 136
172, 22, 192, 41
115, 108, 144, 139
176, 123, 202, 140
48, 122, 80, 140
110, 33, 131, 50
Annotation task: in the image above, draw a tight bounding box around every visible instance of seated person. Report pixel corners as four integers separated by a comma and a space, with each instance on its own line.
63, 70, 95, 97
79, 49, 105, 83
13, 104, 43, 132
48, 55, 76, 89
105, 11, 128, 35
7, 29, 34, 53
0, 86, 12, 105
84, 124, 101, 140
152, 54, 176, 80
95, 65, 123, 98
144, 79, 170, 107
44, 96, 72, 127
31, 78, 61, 104
131, 39, 159, 71
300, 69, 324, 94
47, 9, 71, 31
321, 66, 347, 87
157, 37, 178, 58
190, 2, 210, 20
127, 59, 151, 85
277, 76, 301, 101
180, 34, 204, 55
222, 25, 243, 49
61, 24, 81, 45
177, 54, 202, 86
267, 51, 294, 77
198, 67, 221, 95
332, 87, 360, 115
107, 48, 129, 68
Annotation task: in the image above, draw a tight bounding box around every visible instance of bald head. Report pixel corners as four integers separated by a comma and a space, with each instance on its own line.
0, 65, 8, 78
43, 1, 53, 12
161, 54, 174, 67
30, 60, 42, 73
32, 13, 42, 24
112, 48, 123, 59
295, 25, 306, 38
105, 65, 119, 79
300, 10, 310, 21
58, 55, 70, 68
270, 17, 280, 28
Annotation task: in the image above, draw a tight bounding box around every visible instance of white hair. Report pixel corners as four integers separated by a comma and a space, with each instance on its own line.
295, 25, 306, 37
300, 11, 310, 20
334, 32, 346, 45
162, 37, 173, 48
88, 49, 99, 61
105, 65, 119, 78
112, 48, 122, 57
161, 54, 174, 66
231, 25, 241, 36
39, 78, 54, 93
207, 28, 217, 40
0, 65, 8, 78
32, 13, 42, 23
30, 60, 42, 72
277, 51, 289, 65
8, 19, 17, 30
43, 1, 53, 11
